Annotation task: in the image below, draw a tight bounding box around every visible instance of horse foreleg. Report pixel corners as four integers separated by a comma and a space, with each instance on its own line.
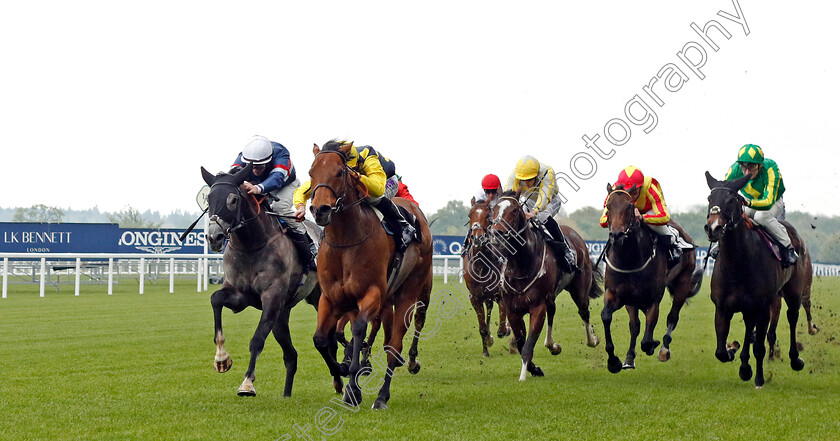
520, 303, 547, 381
497, 297, 512, 338
784, 292, 805, 372
601, 292, 622, 374
507, 309, 528, 379
713, 306, 737, 363
343, 316, 369, 407
624, 306, 640, 370
767, 296, 781, 361
738, 314, 755, 382
753, 312, 770, 389
544, 301, 561, 355
238, 300, 285, 397
210, 287, 248, 374
313, 299, 344, 395
470, 295, 492, 357
272, 308, 297, 397
640, 302, 661, 357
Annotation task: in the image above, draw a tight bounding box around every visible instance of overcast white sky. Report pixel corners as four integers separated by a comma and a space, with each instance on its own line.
2, 1, 838, 218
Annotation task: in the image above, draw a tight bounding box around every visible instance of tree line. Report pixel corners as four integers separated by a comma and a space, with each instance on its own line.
428, 200, 840, 264
0, 205, 200, 229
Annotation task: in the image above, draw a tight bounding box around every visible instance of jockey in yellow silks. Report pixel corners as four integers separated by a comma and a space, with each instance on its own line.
293, 140, 415, 250
504, 155, 577, 273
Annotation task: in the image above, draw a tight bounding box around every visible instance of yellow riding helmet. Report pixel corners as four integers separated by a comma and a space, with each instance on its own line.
515, 155, 541, 180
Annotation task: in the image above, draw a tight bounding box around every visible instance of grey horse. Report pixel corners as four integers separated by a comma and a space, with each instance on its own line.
201, 164, 320, 397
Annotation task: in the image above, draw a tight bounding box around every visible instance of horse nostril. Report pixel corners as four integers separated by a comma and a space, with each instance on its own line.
317, 205, 331, 216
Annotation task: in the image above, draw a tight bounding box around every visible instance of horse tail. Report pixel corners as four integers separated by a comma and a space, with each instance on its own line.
688, 264, 704, 298
588, 263, 604, 299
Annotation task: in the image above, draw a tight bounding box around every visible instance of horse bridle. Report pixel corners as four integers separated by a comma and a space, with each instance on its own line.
491, 196, 530, 244
708, 187, 745, 236
309, 150, 368, 214
605, 190, 641, 243
208, 181, 263, 239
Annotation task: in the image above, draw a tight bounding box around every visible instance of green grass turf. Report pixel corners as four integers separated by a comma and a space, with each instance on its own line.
1, 276, 839, 441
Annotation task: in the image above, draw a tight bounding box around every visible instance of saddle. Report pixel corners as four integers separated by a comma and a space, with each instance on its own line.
531, 222, 577, 266
745, 218, 783, 262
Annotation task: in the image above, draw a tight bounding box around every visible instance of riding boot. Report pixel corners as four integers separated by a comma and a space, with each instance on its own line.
667, 243, 682, 268
781, 245, 798, 268
375, 197, 416, 251
544, 216, 579, 273
287, 228, 317, 272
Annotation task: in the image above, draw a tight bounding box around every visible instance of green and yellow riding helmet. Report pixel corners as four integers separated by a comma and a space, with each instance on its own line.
737, 144, 764, 165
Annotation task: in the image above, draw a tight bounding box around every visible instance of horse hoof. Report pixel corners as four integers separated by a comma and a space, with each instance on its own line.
587, 336, 600, 348
658, 347, 671, 362
482, 350, 490, 357
622, 361, 635, 370
342, 388, 362, 407
214, 356, 232, 373
642, 340, 660, 356
530, 367, 544, 377
498, 328, 511, 339
726, 341, 741, 351
791, 358, 805, 371
607, 357, 622, 374
484, 336, 495, 348
333, 379, 343, 395
739, 365, 752, 382
809, 324, 820, 335
408, 360, 421, 375
372, 399, 388, 410
237, 386, 256, 397
547, 344, 562, 356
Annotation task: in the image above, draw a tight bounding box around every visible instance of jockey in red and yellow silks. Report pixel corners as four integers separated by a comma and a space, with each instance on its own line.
599, 166, 670, 227
600, 166, 690, 265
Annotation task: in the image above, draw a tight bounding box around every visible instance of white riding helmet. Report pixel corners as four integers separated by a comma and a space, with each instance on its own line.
242, 136, 273, 165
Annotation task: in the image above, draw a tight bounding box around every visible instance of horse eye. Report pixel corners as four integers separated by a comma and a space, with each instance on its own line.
337, 170, 344, 178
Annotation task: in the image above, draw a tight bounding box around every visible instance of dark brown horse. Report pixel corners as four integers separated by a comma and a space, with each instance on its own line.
601, 184, 702, 373
490, 192, 602, 381
704, 172, 809, 387
201, 164, 320, 397
307, 141, 433, 409
463, 197, 511, 357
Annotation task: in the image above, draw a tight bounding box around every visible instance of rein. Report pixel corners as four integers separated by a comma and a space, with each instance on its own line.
605, 245, 657, 274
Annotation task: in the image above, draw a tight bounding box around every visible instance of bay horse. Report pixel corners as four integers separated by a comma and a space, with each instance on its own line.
704, 172, 809, 387
463, 197, 510, 357
601, 184, 702, 373
307, 142, 433, 410
200, 164, 320, 397
490, 192, 602, 381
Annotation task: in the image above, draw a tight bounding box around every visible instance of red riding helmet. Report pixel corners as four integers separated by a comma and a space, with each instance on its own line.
615, 166, 645, 190
481, 174, 501, 190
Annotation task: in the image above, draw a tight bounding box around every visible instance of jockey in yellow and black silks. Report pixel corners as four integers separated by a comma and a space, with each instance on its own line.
724, 144, 796, 267
293, 140, 415, 251
504, 155, 578, 273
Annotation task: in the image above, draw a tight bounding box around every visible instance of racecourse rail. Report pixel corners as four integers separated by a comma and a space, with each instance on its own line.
2, 253, 839, 299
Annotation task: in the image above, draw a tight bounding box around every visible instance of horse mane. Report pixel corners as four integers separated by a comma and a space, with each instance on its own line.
501, 190, 517, 199
321, 139, 351, 152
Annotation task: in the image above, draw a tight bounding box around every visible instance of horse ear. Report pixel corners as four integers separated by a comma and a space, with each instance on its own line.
339, 141, 354, 155
628, 185, 641, 199
232, 162, 253, 184
201, 166, 215, 186
313, 143, 320, 156
705, 171, 719, 189
728, 174, 752, 191
470, 196, 476, 206
606, 183, 613, 194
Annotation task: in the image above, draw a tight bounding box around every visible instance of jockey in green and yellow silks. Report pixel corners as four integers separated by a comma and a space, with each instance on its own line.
294, 140, 415, 251
724, 144, 796, 266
